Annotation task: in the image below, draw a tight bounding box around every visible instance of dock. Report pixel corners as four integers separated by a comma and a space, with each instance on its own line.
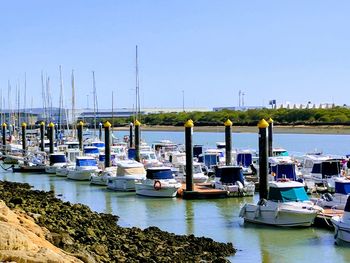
177, 183, 228, 199
314, 209, 344, 229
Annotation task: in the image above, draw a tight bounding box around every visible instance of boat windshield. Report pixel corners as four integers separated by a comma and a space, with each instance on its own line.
268, 187, 309, 202
237, 153, 252, 167
271, 164, 296, 180
92, 142, 105, 148
84, 147, 99, 154
311, 161, 341, 177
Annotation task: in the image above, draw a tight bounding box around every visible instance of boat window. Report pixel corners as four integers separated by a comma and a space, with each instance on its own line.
268, 187, 309, 202
218, 167, 244, 184
68, 144, 79, 149
271, 164, 296, 180
49, 155, 67, 164
321, 161, 341, 177
92, 142, 105, 148
84, 147, 99, 154
237, 153, 252, 167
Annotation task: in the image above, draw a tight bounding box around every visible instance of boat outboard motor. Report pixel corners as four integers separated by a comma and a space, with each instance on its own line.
322, 193, 334, 202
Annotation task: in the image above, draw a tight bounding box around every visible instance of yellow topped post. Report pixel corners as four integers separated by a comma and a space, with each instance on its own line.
258, 118, 269, 200
224, 119, 232, 165
2, 123, 7, 127
21, 122, 27, 155
184, 119, 194, 128
184, 119, 194, 192
134, 120, 141, 162
267, 118, 274, 157
2, 123, 7, 147
134, 119, 141, 126
104, 121, 111, 128
257, 119, 269, 128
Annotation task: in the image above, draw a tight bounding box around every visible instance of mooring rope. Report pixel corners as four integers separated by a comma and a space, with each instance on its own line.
0, 163, 15, 171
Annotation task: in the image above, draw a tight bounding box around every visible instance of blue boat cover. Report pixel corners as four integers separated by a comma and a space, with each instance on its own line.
237, 153, 252, 168
271, 164, 296, 181
98, 154, 116, 162
49, 154, 67, 164
335, 181, 350, 194
92, 142, 105, 148
268, 187, 309, 202
218, 166, 244, 185
76, 158, 97, 167
204, 154, 219, 167
146, 168, 173, 179
84, 147, 99, 154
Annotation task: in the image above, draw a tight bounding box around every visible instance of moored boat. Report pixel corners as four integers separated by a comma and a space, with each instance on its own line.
67, 156, 99, 181
331, 195, 350, 245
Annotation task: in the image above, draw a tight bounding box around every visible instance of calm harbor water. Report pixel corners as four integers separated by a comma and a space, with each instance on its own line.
1, 131, 350, 262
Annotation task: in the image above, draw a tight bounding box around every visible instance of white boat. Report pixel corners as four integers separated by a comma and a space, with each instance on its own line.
174, 161, 208, 183
135, 167, 182, 197
45, 153, 69, 174
301, 155, 343, 192
239, 181, 323, 227
268, 156, 301, 182
331, 195, 350, 244
83, 146, 100, 158
107, 160, 146, 191
311, 177, 350, 210
140, 150, 163, 168
213, 166, 255, 196
234, 150, 255, 175
56, 164, 75, 177
91, 166, 118, 186
67, 156, 99, 181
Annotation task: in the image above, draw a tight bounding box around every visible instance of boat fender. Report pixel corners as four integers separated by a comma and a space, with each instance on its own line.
154, 180, 162, 191
322, 193, 333, 202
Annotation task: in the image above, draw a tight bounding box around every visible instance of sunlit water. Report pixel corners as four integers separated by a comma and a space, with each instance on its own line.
1, 131, 350, 262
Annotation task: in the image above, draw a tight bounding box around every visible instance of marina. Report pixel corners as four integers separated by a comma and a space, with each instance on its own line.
1, 129, 350, 262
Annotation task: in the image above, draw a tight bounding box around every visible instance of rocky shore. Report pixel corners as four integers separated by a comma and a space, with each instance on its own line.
0, 180, 236, 262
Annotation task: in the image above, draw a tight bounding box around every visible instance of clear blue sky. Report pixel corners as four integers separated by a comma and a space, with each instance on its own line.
1, 0, 350, 110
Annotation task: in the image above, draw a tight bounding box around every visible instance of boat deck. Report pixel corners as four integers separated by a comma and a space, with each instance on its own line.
178, 183, 228, 199
314, 209, 344, 229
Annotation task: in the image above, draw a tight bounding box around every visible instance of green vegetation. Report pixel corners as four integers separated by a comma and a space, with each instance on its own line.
85, 107, 350, 127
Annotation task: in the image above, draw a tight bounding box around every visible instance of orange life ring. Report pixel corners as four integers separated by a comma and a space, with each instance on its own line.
154, 180, 161, 191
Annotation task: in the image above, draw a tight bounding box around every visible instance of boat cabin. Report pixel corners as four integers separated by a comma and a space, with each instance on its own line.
236, 152, 253, 168
269, 157, 297, 181
335, 180, 350, 195
273, 148, 289, 157
76, 156, 97, 167
49, 153, 67, 165
83, 146, 99, 156
311, 159, 342, 179
268, 181, 309, 202
215, 166, 244, 185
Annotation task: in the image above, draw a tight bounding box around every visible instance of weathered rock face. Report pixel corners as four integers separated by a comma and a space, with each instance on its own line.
0, 180, 236, 262
0, 200, 83, 263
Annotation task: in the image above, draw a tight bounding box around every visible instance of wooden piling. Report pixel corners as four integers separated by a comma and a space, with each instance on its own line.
2, 123, 6, 148
185, 119, 194, 192
258, 119, 269, 200
224, 119, 233, 166
104, 121, 111, 168
267, 118, 273, 157
129, 122, 134, 148
77, 121, 83, 151
21, 122, 27, 156
134, 120, 141, 162
40, 122, 45, 152
49, 122, 55, 154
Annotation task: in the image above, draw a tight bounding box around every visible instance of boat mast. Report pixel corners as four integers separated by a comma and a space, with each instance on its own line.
58, 65, 64, 137
92, 71, 97, 137
24, 73, 27, 124
135, 45, 141, 121
71, 70, 75, 137
112, 90, 114, 133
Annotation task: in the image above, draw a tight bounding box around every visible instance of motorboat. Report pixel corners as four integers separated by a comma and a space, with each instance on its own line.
67, 156, 99, 181
45, 153, 69, 174
55, 164, 75, 177
152, 140, 182, 162
213, 166, 255, 196
140, 150, 163, 168
83, 146, 100, 158
331, 195, 350, 244
301, 155, 343, 192
107, 160, 146, 191
90, 166, 118, 186
272, 147, 289, 157
135, 167, 181, 197
268, 156, 301, 182
239, 181, 323, 227
174, 161, 208, 183
311, 177, 350, 210
234, 150, 256, 175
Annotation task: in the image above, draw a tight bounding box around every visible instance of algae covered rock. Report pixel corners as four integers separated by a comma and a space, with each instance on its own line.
0, 180, 236, 262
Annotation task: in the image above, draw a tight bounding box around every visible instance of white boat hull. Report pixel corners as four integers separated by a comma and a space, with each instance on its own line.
135, 182, 180, 197
240, 202, 319, 227
332, 216, 350, 244
67, 169, 97, 181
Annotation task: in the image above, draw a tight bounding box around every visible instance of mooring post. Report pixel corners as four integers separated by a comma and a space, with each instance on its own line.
77, 121, 83, 151
134, 120, 141, 162
129, 122, 134, 148
104, 121, 111, 168
267, 118, 273, 157
185, 119, 194, 191
99, 122, 103, 141
2, 123, 7, 152
224, 119, 233, 166
49, 122, 55, 154
21, 122, 27, 156
258, 119, 269, 200
40, 122, 45, 152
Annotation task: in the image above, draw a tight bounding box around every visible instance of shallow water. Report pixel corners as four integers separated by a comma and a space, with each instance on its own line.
1, 131, 350, 262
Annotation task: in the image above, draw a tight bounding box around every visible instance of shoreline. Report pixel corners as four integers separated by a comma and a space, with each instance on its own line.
113, 125, 350, 134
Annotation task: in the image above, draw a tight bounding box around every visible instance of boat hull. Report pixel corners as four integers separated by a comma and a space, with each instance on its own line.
67, 169, 96, 181
332, 216, 350, 244
135, 183, 179, 197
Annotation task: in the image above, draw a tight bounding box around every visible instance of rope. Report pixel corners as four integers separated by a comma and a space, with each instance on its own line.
0, 163, 15, 171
